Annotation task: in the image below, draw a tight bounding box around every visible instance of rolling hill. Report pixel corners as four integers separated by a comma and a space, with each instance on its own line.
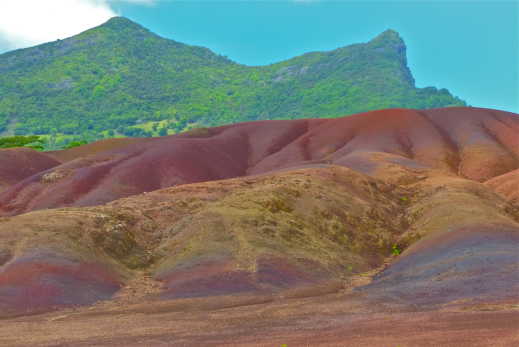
0, 107, 518, 345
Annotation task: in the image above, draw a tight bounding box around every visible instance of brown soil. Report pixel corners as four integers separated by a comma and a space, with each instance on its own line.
1, 107, 518, 346
2, 107, 518, 216
1, 261, 517, 347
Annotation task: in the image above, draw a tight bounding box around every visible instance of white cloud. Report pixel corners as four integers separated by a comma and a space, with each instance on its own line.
0, 0, 154, 52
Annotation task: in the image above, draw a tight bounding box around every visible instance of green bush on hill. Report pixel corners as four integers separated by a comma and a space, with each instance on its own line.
64, 140, 88, 149
0, 135, 44, 151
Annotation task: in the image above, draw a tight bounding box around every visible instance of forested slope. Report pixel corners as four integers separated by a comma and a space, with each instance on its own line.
0, 17, 465, 147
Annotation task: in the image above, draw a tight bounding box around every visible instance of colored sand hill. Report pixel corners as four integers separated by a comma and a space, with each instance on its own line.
1, 107, 517, 216
0, 106, 518, 346
0, 147, 60, 192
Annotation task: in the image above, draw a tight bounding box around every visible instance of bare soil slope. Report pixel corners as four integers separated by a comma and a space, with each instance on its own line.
1, 107, 517, 216
486, 169, 519, 204
0, 107, 518, 346
0, 147, 60, 193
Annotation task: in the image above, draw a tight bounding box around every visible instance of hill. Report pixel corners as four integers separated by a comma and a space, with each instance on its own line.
0, 108, 518, 346
0, 107, 518, 345
1, 106, 516, 216
0, 147, 59, 192
0, 17, 465, 147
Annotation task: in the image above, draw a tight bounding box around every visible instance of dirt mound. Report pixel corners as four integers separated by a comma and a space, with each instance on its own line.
1, 107, 517, 217
0, 166, 410, 317
0, 251, 122, 317
358, 226, 519, 306
486, 168, 519, 204
1, 162, 518, 318
0, 107, 518, 344
0, 147, 60, 193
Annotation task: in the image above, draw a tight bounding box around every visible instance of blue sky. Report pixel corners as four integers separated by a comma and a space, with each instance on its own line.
1, 0, 517, 113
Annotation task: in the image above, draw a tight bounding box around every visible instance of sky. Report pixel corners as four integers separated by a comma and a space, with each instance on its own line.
0, 0, 517, 114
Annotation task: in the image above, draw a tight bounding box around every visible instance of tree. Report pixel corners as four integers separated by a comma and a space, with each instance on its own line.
158, 126, 168, 136
0, 135, 44, 151
64, 140, 88, 149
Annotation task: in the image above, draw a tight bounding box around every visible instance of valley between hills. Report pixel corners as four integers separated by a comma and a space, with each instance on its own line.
0, 106, 518, 346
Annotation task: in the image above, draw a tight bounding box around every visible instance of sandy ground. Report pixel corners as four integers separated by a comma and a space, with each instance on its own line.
1, 268, 517, 347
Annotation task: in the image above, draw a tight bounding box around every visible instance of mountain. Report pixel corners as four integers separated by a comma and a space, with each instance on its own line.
0, 17, 465, 146
0, 107, 518, 346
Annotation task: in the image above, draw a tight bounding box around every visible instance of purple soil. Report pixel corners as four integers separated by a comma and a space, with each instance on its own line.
255, 256, 331, 288
0, 148, 60, 192
1, 107, 518, 343
0, 250, 122, 317
1, 107, 518, 216
157, 255, 334, 299
356, 225, 519, 307
156, 258, 259, 299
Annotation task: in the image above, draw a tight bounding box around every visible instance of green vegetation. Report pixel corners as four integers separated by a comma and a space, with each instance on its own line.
392, 244, 402, 256
0, 17, 466, 149
0, 135, 44, 151
64, 140, 88, 149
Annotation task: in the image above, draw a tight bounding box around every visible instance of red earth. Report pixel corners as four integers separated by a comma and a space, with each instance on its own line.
0, 107, 518, 346
1, 107, 518, 216
486, 168, 519, 204
0, 147, 60, 193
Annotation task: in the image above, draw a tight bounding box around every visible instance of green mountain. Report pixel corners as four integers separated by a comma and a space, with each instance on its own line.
0, 17, 465, 145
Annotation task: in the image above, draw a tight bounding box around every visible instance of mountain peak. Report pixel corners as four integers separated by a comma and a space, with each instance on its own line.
369, 29, 405, 46
367, 28, 407, 60
100, 16, 149, 33
364, 29, 413, 86
377, 28, 401, 38
104, 16, 139, 25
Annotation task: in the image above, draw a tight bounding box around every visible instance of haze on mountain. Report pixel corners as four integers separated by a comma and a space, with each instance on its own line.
0, 16, 465, 143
